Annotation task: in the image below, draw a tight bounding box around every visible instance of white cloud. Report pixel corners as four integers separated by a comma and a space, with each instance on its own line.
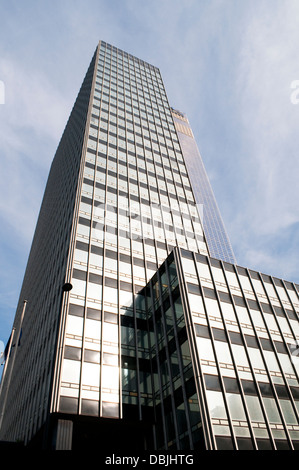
234, 0, 299, 236
197, 0, 299, 281
0, 55, 71, 242
0, 55, 70, 144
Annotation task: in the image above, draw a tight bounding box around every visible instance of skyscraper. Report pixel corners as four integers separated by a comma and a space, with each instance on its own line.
0, 41, 298, 452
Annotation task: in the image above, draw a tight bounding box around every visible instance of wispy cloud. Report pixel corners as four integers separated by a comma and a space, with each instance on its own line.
225, 0, 299, 277
0, 55, 72, 241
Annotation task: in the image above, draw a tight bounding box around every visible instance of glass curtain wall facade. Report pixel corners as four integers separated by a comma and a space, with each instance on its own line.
0, 41, 209, 449
57, 41, 208, 425
171, 108, 236, 264
141, 247, 299, 450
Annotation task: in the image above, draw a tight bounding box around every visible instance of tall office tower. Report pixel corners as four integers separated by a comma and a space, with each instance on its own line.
2, 41, 297, 453
171, 108, 236, 264
0, 40, 209, 450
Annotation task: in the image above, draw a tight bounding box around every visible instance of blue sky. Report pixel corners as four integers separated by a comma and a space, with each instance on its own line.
1, 0, 299, 348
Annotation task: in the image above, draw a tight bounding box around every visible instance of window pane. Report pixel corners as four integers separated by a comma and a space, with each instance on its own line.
214, 340, 232, 362
245, 395, 264, 422
206, 390, 227, 419
280, 400, 297, 425
61, 359, 81, 384
196, 337, 215, 362
81, 362, 100, 387
102, 365, 119, 390
263, 397, 281, 424
227, 394, 246, 421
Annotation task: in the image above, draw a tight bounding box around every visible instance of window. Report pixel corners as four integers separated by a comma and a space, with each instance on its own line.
81, 362, 100, 387
84, 349, 100, 363
102, 402, 119, 418
245, 395, 264, 422
196, 337, 215, 362
64, 346, 81, 361
61, 359, 81, 384
227, 393, 246, 421
263, 397, 281, 424
206, 390, 227, 419
81, 399, 99, 416
204, 374, 221, 391
195, 324, 210, 338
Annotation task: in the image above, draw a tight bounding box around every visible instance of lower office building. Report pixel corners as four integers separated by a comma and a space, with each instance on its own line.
137, 247, 299, 450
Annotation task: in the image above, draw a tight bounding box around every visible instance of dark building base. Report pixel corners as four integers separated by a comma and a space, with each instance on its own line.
27, 412, 155, 451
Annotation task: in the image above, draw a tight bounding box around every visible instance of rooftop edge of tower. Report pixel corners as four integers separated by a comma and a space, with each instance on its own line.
97, 40, 160, 72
